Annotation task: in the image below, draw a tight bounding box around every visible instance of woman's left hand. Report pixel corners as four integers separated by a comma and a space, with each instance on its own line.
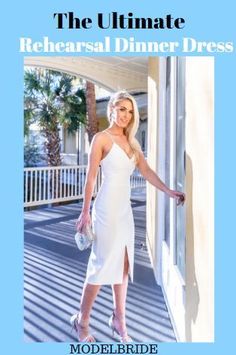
169, 190, 186, 206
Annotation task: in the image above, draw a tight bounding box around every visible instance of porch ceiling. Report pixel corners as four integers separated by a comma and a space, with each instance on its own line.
24, 56, 148, 92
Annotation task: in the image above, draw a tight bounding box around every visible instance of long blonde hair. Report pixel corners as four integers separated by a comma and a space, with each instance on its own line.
107, 90, 142, 163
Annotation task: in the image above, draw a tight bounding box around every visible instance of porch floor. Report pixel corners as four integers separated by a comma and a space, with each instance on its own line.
24, 189, 176, 342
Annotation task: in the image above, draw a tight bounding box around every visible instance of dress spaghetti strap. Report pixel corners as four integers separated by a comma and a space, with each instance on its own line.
104, 130, 114, 142
104, 129, 135, 160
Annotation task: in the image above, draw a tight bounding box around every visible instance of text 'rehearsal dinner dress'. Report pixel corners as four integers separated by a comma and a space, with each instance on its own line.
85, 132, 136, 285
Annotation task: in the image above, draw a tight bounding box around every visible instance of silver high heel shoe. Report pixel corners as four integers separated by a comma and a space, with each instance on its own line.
70, 314, 96, 342
108, 312, 133, 343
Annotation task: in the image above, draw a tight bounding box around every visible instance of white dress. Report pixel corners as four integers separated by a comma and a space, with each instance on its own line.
85, 132, 136, 285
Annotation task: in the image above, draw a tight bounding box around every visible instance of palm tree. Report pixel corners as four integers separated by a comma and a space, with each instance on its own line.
85, 81, 99, 143
24, 68, 86, 166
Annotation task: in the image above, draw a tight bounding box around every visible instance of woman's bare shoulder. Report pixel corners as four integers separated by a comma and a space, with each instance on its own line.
91, 130, 110, 146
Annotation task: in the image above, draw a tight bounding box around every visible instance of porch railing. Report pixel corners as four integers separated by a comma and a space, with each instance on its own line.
24, 165, 145, 208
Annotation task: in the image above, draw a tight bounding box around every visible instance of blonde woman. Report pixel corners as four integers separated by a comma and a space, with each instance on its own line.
71, 90, 185, 343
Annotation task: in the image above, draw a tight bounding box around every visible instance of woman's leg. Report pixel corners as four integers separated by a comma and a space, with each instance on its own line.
75, 283, 100, 341
111, 248, 130, 337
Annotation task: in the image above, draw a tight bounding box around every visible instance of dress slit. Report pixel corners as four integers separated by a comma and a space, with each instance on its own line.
124, 245, 133, 282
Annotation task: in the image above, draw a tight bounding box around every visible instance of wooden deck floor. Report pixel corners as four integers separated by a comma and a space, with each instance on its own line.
24, 190, 176, 342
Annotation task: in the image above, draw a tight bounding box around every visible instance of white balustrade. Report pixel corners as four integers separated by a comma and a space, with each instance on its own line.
130, 169, 146, 189
24, 165, 145, 208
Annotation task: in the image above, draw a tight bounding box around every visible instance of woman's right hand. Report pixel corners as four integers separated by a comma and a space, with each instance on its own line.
76, 211, 91, 232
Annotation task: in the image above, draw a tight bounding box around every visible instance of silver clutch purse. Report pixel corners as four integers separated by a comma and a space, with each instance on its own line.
75, 224, 95, 251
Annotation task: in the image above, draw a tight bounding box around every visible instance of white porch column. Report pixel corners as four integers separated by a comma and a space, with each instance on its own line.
146, 57, 166, 285
185, 57, 214, 342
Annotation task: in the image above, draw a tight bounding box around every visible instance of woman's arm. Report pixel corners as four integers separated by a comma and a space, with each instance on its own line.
137, 151, 185, 205
76, 133, 103, 230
